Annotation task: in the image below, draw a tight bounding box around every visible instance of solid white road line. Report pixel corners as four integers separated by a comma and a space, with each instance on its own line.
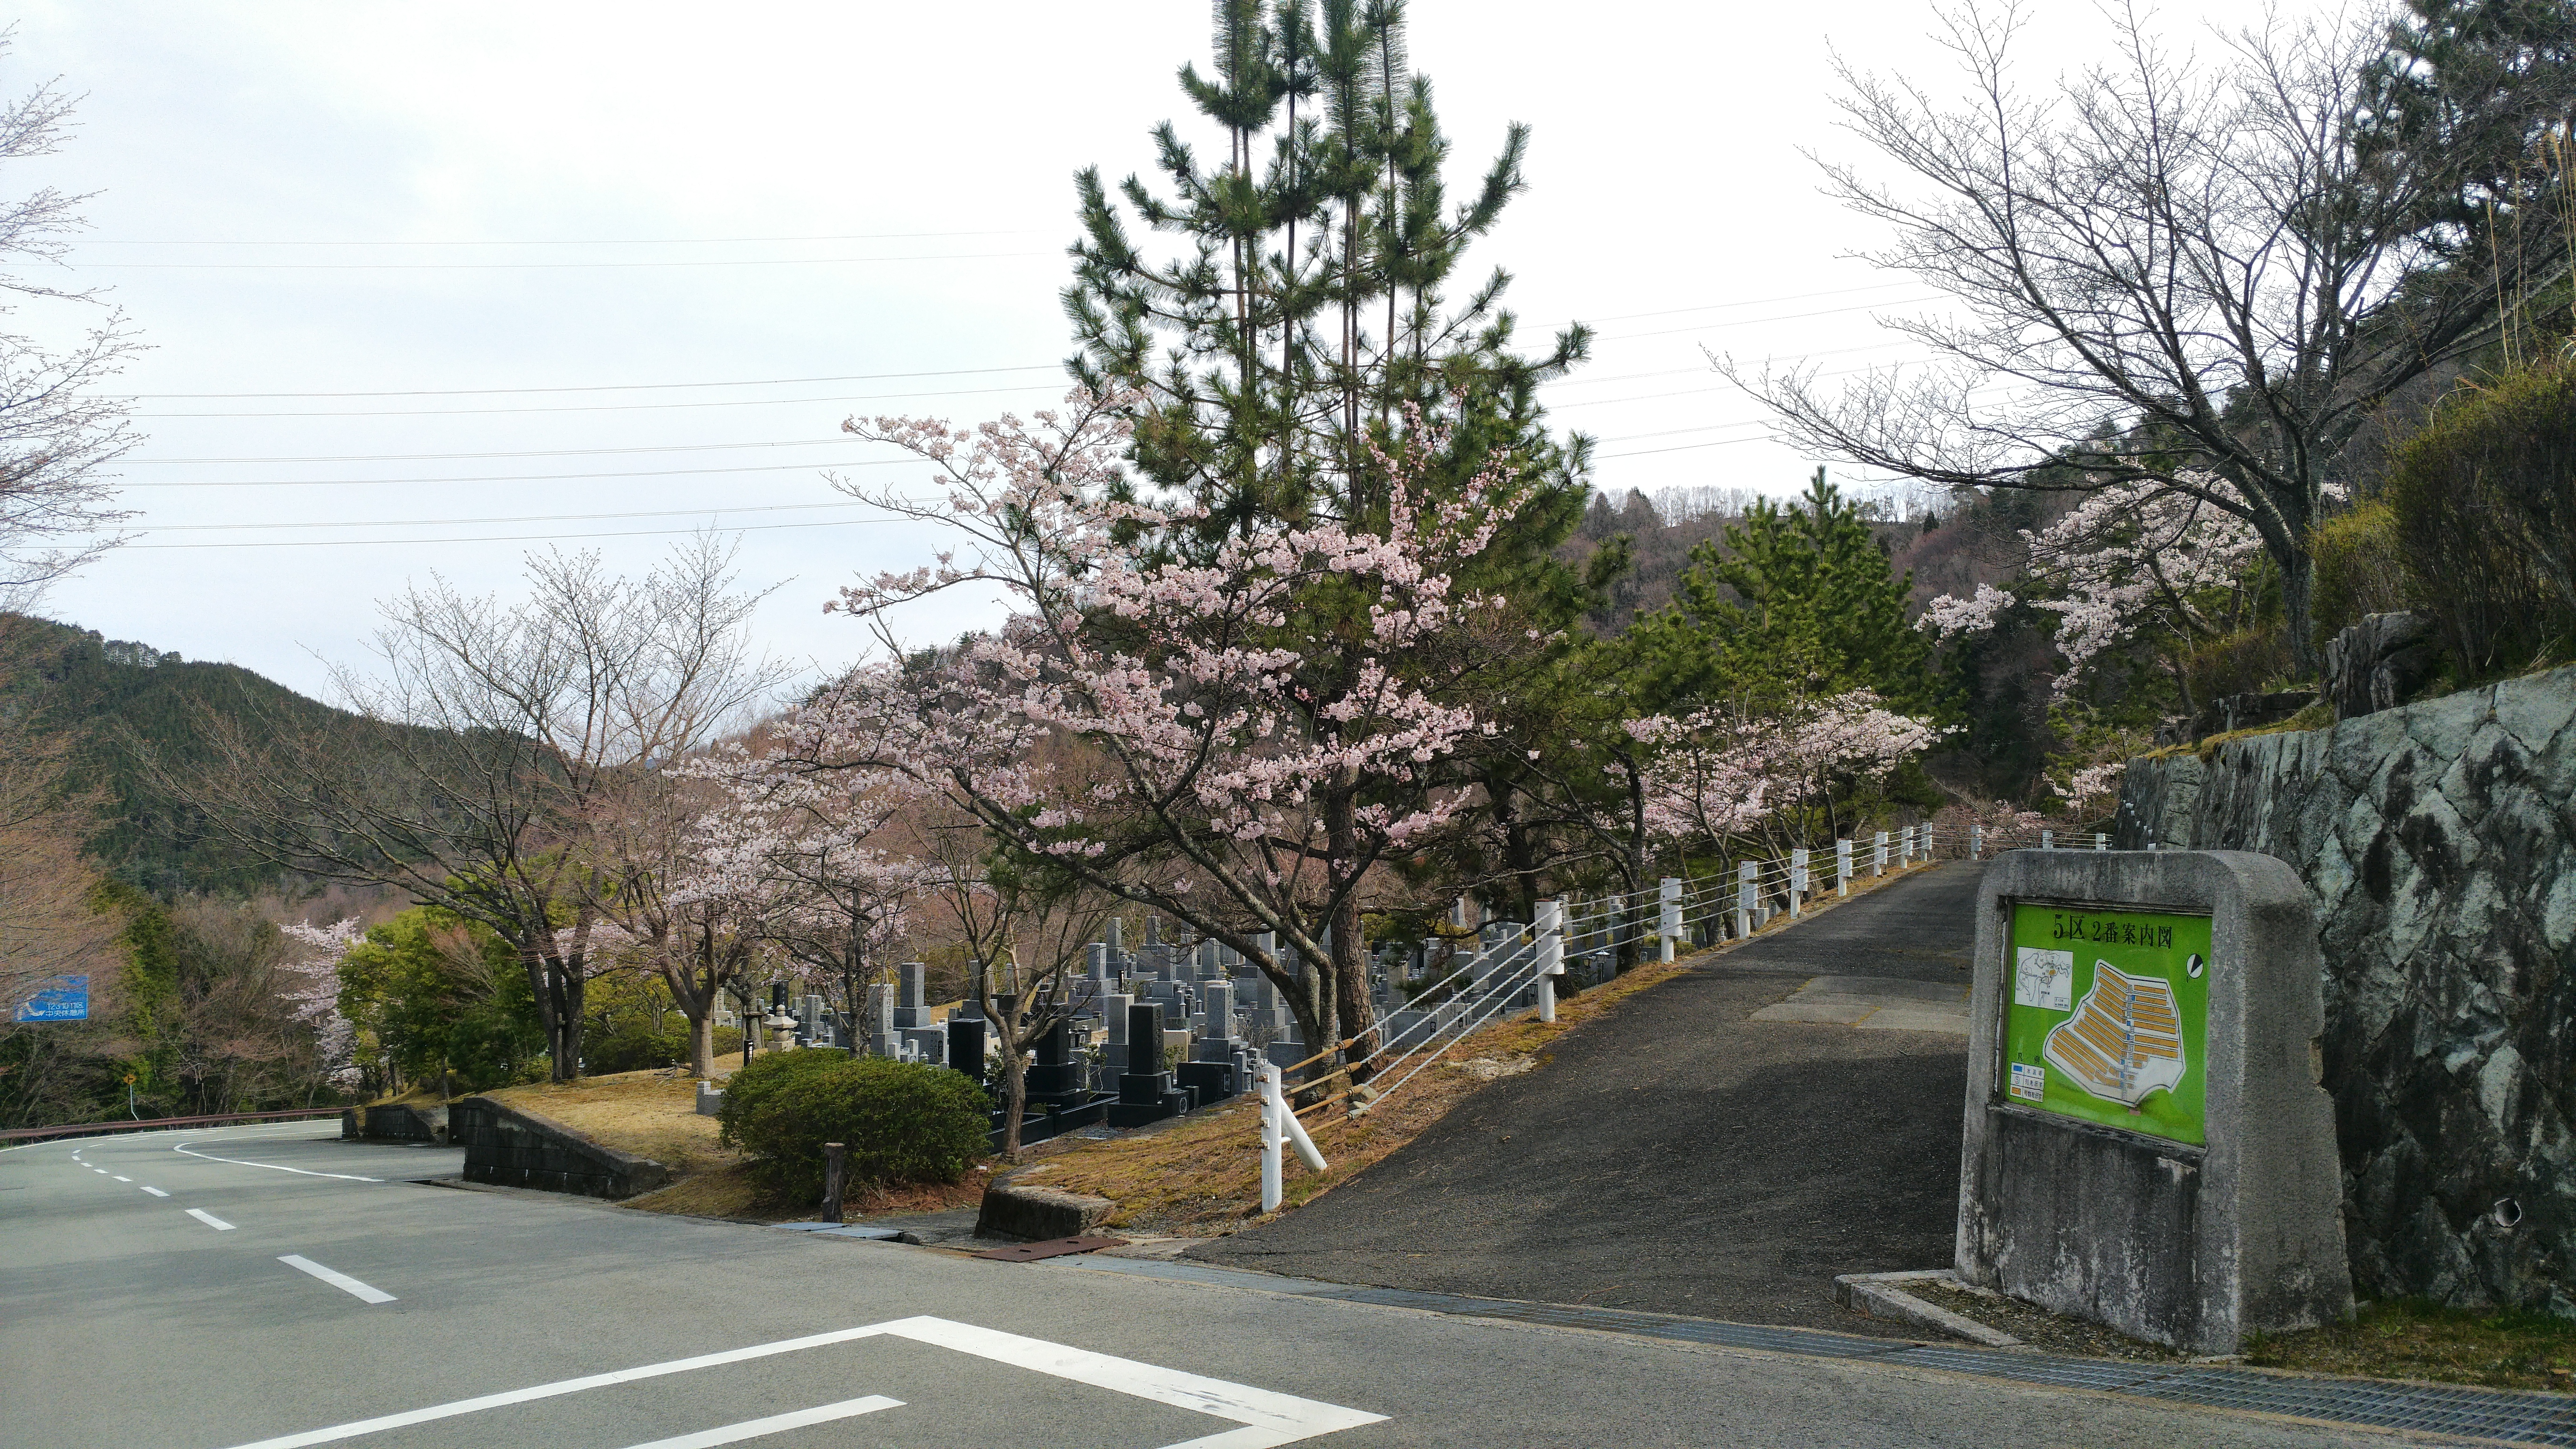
277, 1255, 396, 1304
216, 1315, 1385, 1449
140, 1186, 169, 1197
186, 1209, 237, 1231
615, 1396, 903, 1449
173, 1141, 381, 1183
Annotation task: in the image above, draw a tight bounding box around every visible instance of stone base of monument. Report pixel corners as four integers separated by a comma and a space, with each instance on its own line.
1957, 850, 2352, 1357
1174, 1060, 1238, 1105
1107, 1069, 1187, 1128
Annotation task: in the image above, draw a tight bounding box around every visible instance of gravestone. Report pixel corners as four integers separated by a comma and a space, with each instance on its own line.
894, 962, 928, 1029
1108, 1002, 1188, 1128
865, 983, 896, 1057
1956, 850, 2352, 1355
945, 1015, 986, 1084
898, 1026, 945, 1065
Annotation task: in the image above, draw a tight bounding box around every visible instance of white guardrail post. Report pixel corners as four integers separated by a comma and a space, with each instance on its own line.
1788, 848, 1808, 916
1873, 830, 1889, 877
1971, 822, 1983, 860
1536, 898, 1564, 1022
1657, 878, 1681, 962
1836, 838, 1853, 897
1901, 825, 1916, 866
1735, 861, 1756, 938
2094, 831, 2108, 851
1257, 1061, 1327, 1213
2041, 828, 2054, 851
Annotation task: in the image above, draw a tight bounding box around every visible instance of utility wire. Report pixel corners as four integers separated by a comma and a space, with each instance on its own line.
72, 249, 1055, 271
133, 379, 1062, 420
123, 516, 887, 550
134, 500, 871, 533
126, 363, 1065, 400
78, 229, 1043, 246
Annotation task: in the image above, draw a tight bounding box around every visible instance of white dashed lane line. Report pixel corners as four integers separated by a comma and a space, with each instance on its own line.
140, 1186, 169, 1197
277, 1255, 396, 1305
112, 1175, 130, 1182
185, 1209, 237, 1231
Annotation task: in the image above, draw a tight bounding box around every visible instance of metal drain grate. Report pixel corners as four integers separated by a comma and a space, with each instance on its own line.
2124, 1370, 2576, 1444
1884, 1345, 2177, 1392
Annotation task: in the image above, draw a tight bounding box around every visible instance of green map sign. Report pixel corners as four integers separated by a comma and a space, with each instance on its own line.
2002, 903, 2213, 1146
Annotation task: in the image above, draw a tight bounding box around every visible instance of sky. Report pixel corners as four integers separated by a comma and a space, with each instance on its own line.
5, 0, 2261, 701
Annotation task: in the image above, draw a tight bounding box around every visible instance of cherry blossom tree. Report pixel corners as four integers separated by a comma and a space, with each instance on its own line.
279, 919, 364, 1093
1629, 689, 1942, 861
1920, 474, 2270, 713
802, 389, 1526, 1083
668, 742, 929, 1066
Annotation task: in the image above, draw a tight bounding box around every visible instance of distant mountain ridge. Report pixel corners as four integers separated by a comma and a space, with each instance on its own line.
1, 614, 360, 897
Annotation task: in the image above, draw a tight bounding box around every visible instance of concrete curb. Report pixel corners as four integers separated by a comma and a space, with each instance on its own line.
1833, 1270, 2024, 1349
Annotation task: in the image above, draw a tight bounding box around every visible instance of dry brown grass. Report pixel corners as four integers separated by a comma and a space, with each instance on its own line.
1005, 861, 1940, 1236
622, 1158, 989, 1222
485, 1069, 743, 1177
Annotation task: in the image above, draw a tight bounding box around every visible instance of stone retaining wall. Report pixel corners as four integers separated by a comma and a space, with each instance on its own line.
2115, 666, 2576, 1313
449, 1096, 673, 1200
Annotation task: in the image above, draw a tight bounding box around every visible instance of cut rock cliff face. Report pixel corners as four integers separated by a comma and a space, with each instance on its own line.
2116, 665, 2576, 1315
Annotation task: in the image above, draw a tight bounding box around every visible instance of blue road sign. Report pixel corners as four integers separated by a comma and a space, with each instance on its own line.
13, 975, 89, 1022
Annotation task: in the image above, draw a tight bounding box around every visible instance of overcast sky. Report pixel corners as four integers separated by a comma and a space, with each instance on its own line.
8, 0, 2258, 700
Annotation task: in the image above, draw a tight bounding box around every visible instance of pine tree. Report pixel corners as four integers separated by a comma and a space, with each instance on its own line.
1625, 470, 1945, 717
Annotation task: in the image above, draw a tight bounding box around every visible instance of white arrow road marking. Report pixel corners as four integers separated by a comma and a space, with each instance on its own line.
615, 1396, 903, 1449
277, 1255, 395, 1304
174, 1141, 381, 1183
140, 1186, 169, 1197
215, 1314, 1384, 1449
185, 1209, 236, 1231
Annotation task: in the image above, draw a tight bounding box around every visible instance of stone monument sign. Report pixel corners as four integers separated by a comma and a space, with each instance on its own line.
1957, 849, 2351, 1354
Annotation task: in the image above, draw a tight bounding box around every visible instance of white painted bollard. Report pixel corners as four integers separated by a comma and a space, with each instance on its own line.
1257, 1061, 1326, 1214
1658, 877, 1681, 962
1788, 847, 1809, 916
1971, 823, 1984, 860
1874, 830, 1889, 878
1836, 838, 1853, 897
1535, 898, 1564, 1023
1736, 861, 1756, 938
2041, 829, 2054, 851
1901, 825, 1916, 866
2094, 831, 2108, 851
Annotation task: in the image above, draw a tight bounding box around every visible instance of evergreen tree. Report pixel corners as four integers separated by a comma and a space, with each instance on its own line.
1625, 471, 1945, 717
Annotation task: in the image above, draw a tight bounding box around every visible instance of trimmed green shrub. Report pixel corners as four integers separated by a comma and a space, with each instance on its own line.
2384, 358, 2576, 674
724, 1056, 989, 1201
713, 1048, 853, 1147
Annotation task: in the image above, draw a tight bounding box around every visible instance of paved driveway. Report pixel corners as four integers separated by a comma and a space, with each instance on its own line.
1188, 862, 1988, 1333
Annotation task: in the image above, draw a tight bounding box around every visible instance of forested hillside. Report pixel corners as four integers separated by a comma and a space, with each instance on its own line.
0, 615, 359, 896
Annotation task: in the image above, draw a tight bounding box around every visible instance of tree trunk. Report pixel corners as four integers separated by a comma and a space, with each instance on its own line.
2282, 544, 2320, 678
1002, 1047, 1027, 1159
689, 1013, 714, 1079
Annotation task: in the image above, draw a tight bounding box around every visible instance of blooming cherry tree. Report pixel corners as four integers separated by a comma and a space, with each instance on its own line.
1918, 473, 2269, 704
800, 390, 1528, 1078
280, 918, 364, 1092
1629, 690, 1941, 859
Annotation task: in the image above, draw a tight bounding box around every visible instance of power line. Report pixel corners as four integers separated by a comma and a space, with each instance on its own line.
116, 438, 867, 465
79, 229, 1043, 247
124, 515, 887, 550
126, 363, 1064, 400
115, 459, 911, 489
133, 379, 1062, 421
73, 249, 1056, 272
134, 500, 870, 533
1591, 295, 1942, 343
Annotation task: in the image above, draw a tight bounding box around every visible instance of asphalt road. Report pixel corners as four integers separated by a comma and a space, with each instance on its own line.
1, 1113, 2392, 1447
1189, 862, 1985, 1330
